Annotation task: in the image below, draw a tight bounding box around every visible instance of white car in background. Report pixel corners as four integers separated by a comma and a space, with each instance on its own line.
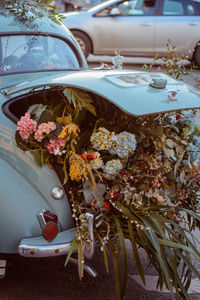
63, 0, 200, 66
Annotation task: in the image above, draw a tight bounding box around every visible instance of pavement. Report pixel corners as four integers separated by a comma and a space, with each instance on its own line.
87, 54, 191, 66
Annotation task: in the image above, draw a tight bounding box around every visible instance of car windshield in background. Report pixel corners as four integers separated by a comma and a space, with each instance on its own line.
0, 34, 81, 75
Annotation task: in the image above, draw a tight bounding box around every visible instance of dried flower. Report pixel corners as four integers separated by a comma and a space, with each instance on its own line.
110, 131, 137, 158
17, 113, 37, 140
87, 153, 95, 161
110, 192, 118, 201
90, 127, 115, 151
46, 138, 65, 154
59, 123, 80, 139
103, 159, 123, 178
81, 154, 87, 160
69, 154, 88, 181
103, 203, 111, 212
89, 152, 103, 170
34, 122, 56, 142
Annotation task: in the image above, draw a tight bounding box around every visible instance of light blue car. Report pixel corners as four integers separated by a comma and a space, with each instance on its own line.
1, 0, 200, 277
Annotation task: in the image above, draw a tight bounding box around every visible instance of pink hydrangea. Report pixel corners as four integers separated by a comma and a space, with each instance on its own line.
34, 122, 56, 142
17, 113, 37, 140
46, 138, 66, 154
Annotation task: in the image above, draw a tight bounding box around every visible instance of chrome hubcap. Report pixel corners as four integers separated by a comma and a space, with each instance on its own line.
75, 37, 86, 54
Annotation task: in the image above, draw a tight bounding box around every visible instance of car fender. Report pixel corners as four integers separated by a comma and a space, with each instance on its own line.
0, 157, 74, 253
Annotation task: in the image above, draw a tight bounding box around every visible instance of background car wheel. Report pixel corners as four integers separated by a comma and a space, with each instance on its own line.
72, 30, 91, 58
193, 44, 200, 67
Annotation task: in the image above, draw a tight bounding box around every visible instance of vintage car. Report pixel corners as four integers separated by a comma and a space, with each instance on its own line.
1, 1, 200, 296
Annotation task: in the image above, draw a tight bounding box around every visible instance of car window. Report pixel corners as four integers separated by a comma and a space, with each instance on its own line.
192, 0, 200, 13
162, 0, 197, 15
96, 0, 156, 16
0, 35, 80, 75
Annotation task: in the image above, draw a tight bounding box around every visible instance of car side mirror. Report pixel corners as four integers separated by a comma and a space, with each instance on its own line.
110, 7, 121, 16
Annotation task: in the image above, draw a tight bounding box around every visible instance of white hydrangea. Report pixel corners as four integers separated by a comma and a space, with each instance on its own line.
103, 159, 123, 178
90, 127, 115, 151
91, 127, 137, 158
90, 152, 104, 170
110, 131, 137, 158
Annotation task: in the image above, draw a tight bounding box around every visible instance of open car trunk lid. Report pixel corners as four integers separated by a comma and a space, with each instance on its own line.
2, 69, 200, 116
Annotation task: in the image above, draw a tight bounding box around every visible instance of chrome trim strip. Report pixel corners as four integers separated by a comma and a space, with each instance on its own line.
18, 240, 75, 258
3, 81, 29, 95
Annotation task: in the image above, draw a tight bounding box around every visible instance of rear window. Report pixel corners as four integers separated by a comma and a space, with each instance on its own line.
162, 0, 199, 15
0, 34, 80, 75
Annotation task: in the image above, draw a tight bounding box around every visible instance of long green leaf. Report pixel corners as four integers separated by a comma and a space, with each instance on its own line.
157, 238, 200, 262
64, 238, 77, 267
183, 209, 200, 222
78, 239, 84, 280
108, 239, 122, 300
177, 252, 200, 280
148, 215, 199, 298
114, 216, 127, 297
142, 218, 175, 298
102, 244, 109, 274
128, 221, 145, 285
151, 213, 200, 256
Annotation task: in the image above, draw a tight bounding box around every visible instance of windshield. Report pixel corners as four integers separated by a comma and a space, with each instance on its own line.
0, 34, 81, 75
87, 0, 116, 11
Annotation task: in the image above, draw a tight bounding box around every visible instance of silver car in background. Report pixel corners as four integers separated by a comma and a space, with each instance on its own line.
63, 0, 200, 66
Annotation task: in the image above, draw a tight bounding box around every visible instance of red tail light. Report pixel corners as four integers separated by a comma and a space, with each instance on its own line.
41, 210, 58, 242
43, 222, 58, 242
43, 210, 58, 224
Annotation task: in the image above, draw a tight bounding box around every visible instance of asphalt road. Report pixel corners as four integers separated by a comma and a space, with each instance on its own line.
1, 241, 200, 300
1, 60, 200, 300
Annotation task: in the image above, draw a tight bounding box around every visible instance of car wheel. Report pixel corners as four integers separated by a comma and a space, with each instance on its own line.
72, 30, 91, 58
193, 44, 200, 67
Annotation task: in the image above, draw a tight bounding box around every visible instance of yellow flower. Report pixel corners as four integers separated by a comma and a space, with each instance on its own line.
69, 154, 88, 182
66, 123, 80, 136
58, 126, 68, 139
58, 123, 80, 139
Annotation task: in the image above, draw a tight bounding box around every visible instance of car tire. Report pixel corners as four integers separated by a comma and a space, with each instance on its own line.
193, 44, 200, 67
72, 30, 91, 58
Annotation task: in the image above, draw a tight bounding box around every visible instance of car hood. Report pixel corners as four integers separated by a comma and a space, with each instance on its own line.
2, 69, 200, 116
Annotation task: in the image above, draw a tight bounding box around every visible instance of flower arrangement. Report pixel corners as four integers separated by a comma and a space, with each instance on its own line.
15, 87, 200, 300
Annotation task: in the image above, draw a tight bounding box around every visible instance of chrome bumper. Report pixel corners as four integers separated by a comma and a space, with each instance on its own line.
18, 228, 76, 258
18, 212, 95, 259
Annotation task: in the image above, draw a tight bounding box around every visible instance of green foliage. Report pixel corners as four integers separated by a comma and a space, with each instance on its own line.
141, 39, 190, 80
0, 0, 65, 27
63, 88, 97, 117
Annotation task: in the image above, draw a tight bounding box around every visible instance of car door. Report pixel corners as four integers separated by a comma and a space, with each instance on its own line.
154, 0, 200, 55
92, 0, 157, 56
